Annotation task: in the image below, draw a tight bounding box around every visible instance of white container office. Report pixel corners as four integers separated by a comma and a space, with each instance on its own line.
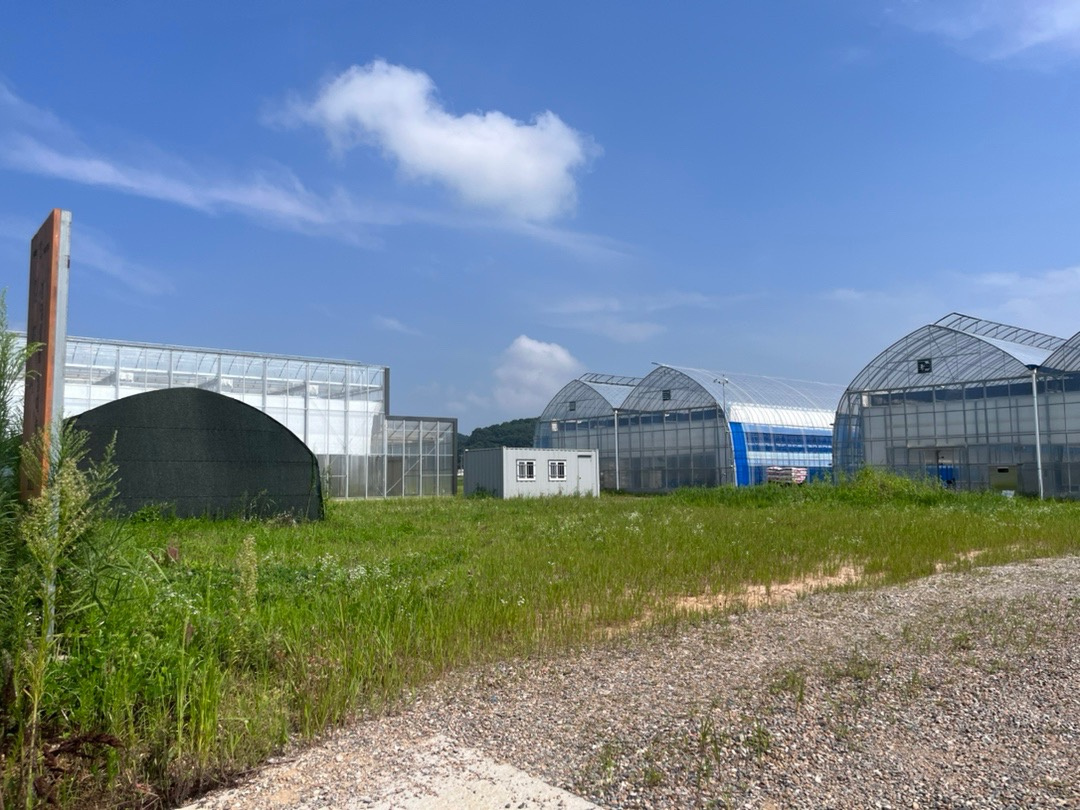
464, 447, 600, 498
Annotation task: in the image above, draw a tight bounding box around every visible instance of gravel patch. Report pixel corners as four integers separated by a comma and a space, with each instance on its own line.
184, 556, 1080, 809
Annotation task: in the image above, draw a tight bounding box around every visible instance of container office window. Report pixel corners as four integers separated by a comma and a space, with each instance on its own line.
517, 460, 536, 481
548, 460, 566, 481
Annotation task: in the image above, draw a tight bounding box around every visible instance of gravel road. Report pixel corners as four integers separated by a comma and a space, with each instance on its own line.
184, 556, 1080, 809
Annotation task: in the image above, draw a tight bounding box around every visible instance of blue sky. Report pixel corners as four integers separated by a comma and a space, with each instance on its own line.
4, 1, 1080, 432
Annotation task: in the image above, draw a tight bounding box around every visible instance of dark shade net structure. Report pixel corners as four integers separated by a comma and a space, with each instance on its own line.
70, 387, 323, 519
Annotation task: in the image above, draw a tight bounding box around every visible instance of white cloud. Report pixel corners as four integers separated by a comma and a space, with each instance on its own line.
888, 0, 1080, 60
373, 315, 422, 336
493, 335, 583, 413
282, 60, 599, 222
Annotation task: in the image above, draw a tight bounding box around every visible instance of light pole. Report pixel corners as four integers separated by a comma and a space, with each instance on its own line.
613, 407, 621, 491
714, 376, 734, 486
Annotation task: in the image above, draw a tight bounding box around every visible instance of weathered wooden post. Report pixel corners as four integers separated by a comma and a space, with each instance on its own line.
20, 208, 71, 501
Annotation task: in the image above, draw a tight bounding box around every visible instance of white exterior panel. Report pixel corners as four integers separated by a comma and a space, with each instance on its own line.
464, 447, 599, 499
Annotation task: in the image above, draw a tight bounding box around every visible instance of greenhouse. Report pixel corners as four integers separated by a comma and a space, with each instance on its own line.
833, 312, 1080, 498
11, 333, 456, 498
535, 365, 844, 492
534, 372, 641, 489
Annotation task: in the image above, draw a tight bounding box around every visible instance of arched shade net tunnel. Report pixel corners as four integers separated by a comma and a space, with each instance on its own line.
833, 312, 1080, 497
536, 366, 844, 492
69, 387, 324, 519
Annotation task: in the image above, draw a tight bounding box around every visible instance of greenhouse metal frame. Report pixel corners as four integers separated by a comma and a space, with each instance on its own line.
834, 312, 1080, 498
536, 365, 843, 492
11, 333, 456, 499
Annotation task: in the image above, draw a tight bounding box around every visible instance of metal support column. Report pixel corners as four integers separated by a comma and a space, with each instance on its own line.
1030, 365, 1044, 500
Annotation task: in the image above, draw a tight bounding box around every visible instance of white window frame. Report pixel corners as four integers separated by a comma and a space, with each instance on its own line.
516, 459, 536, 481
548, 459, 566, 481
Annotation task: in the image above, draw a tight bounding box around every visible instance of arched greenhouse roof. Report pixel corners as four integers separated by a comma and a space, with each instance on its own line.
537, 373, 641, 422
577, 372, 642, 408
1044, 331, 1080, 371
843, 313, 1066, 393
622, 364, 844, 428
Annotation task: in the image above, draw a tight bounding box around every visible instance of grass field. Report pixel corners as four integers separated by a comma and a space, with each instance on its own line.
5, 472, 1080, 807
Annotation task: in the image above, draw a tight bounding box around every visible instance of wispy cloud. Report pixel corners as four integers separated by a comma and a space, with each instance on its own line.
0, 215, 173, 296
277, 60, 601, 222
887, 0, 1080, 61
505, 219, 633, 262
964, 265, 1080, 335
77, 226, 175, 296
1, 80, 615, 258
373, 315, 423, 336
828, 45, 878, 68
582, 317, 666, 343
493, 335, 583, 413
822, 261, 1080, 339
1, 133, 384, 242
545, 290, 719, 343
549, 291, 724, 316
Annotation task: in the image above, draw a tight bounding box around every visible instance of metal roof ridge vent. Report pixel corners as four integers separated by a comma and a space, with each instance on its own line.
579, 371, 643, 386
932, 312, 1065, 351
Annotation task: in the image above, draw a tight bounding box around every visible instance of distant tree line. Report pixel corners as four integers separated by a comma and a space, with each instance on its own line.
456, 417, 538, 468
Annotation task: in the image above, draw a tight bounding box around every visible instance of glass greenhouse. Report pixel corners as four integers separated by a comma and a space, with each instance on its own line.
534, 372, 641, 489
535, 365, 843, 492
833, 312, 1080, 497
11, 333, 456, 498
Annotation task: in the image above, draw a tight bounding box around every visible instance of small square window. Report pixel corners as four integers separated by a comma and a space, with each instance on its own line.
568, 401, 576, 412
516, 460, 536, 481
917, 358, 932, 374
548, 460, 566, 481
661, 389, 672, 401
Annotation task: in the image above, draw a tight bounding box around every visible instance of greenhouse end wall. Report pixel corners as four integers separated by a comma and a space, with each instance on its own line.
834, 313, 1080, 498
836, 375, 1080, 497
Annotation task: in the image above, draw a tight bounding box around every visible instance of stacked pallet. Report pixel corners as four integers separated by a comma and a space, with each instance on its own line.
766, 466, 808, 485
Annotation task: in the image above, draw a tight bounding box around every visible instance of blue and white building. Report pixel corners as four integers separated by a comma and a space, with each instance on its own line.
535, 364, 844, 492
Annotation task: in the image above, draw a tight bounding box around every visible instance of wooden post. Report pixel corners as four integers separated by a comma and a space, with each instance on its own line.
21, 209, 71, 501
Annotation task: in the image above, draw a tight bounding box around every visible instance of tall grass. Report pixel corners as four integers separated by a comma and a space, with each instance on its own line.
4, 468, 1080, 807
